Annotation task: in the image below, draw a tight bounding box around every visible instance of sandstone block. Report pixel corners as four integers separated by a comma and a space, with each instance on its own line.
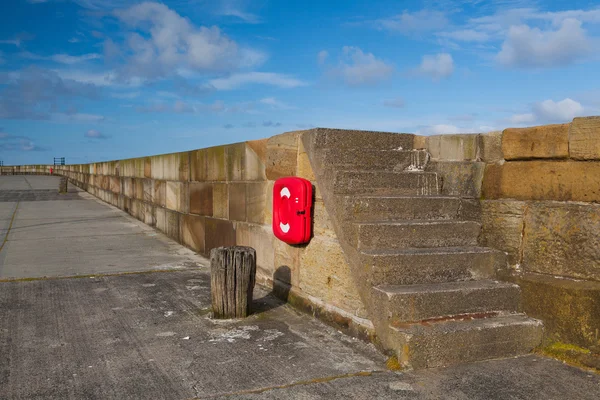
266, 131, 300, 180
427, 134, 480, 161
236, 222, 275, 275
166, 181, 189, 213
430, 161, 484, 198
228, 183, 246, 222
189, 182, 213, 216
481, 200, 526, 265
134, 178, 144, 200
479, 131, 503, 162
299, 237, 367, 318
163, 152, 190, 181
522, 202, 600, 280
244, 145, 266, 181
570, 116, 600, 160
482, 161, 600, 202
190, 149, 207, 182
212, 183, 229, 219
246, 139, 268, 164
143, 179, 153, 202
206, 146, 227, 181
180, 214, 205, 253
503, 124, 569, 160
122, 178, 134, 198
153, 180, 166, 207
144, 203, 155, 226
205, 218, 236, 254
226, 143, 245, 181
150, 156, 164, 180
246, 182, 267, 224
273, 239, 301, 287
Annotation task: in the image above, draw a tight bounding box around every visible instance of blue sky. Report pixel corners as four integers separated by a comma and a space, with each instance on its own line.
1, 0, 600, 164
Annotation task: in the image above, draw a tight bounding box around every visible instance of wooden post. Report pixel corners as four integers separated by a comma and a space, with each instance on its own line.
210, 246, 257, 319
58, 177, 68, 194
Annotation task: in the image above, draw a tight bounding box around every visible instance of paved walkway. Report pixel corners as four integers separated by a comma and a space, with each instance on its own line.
1, 175, 599, 399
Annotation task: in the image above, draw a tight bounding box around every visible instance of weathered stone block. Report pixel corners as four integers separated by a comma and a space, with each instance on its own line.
228, 183, 246, 222
430, 161, 484, 198
266, 131, 300, 180
570, 116, 600, 160
134, 178, 144, 200
153, 180, 166, 207
226, 143, 245, 181
503, 124, 569, 160
246, 138, 268, 164
143, 179, 153, 202
212, 183, 229, 219
144, 203, 155, 226
244, 145, 266, 181
189, 182, 213, 216
312, 200, 336, 238
190, 149, 207, 182
122, 177, 134, 198
204, 218, 236, 254
120, 159, 135, 178
273, 239, 301, 287
180, 214, 205, 253
299, 237, 367, 318
150, 156, 164, 180
166, 181, 189, 213
297, 141, 316, 181
163, 152, 190, 181
246, 182, 267, 224
522, 202, 600, 280
235, 222, 274, 275
413, 135, 427, 150
427, 134, 480, 161
482, 161, 600, 202
479, 131, 503, 162
156, 208, 180, 242
481, 200, 526, 265
514, 272, 600, 351
206, 146, 227, 181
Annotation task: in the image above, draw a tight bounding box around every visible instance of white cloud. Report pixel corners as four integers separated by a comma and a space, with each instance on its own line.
332, 46, 394, 86
383, 98, 405, 108
532, 98, 585, 121
438, 29, 490, 42
84, 129, 109, 139
376, 10, 448, 34
416, 124, 470, 135
112, 2, 266, 80
51, 53, 101, 64
508, 113, 536, 124
219, 0, 261, 23
496, 18, 593, 67
260, 97, 296, 110
416, 53, 454, 79
209, 72, 306, 90
509, 98, 585, 125
317, 50, 328, 65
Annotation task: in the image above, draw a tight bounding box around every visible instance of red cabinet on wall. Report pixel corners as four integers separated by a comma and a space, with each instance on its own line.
272, 177, 313, 245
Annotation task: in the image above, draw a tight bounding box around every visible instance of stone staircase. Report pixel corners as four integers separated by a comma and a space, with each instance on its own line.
302, 129, 543, 369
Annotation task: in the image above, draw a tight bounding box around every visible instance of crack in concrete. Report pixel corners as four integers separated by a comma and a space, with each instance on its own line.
192, 370, 383, 399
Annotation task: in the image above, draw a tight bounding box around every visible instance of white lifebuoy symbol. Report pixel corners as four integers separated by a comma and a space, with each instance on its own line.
279, 187, 291, 233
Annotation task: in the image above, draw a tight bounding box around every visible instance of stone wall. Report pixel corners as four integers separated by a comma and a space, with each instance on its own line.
36, 132, 369, 334
420, 116, 600, 352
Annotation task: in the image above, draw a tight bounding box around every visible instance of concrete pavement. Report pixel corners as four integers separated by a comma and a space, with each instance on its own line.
1, 175, 599, 399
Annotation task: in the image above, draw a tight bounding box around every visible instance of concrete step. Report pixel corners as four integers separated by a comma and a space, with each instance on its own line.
322, 149, 428, 171
333, 171, 440, 196
342, 195, 468, 222
390, 314, 543, 369
372, 280, 521, 323
356, 220, 481, 250
363, 246, 506, 286
314, 128, 414, 150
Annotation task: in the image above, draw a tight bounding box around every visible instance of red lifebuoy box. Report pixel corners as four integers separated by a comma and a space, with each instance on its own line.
272, 177, 313, 244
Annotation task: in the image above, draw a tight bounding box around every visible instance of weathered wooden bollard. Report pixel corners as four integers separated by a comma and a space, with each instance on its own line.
58, 177, 68, 194
210, 246, 256, 319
